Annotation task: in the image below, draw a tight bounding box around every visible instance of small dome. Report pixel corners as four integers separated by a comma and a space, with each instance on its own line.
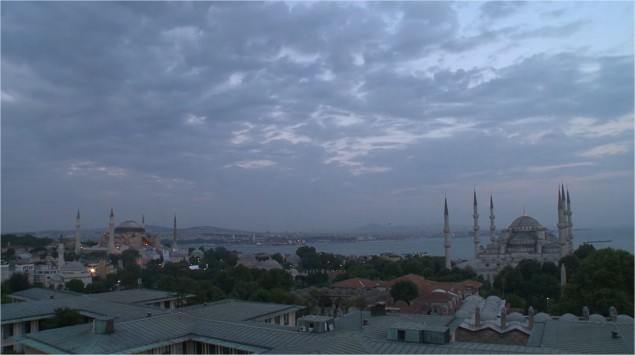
616, 315, 634, 323
588, 314, 607, 322
559, 313, 578, 321
509, 215, 541, 228
507, 312, 526, 323
286, 254, 301, 265
115, 220, 145, 234
534, 312, 551, 322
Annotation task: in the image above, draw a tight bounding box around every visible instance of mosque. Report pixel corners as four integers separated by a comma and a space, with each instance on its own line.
445, 185, 574, 282
73, 208, 169, 255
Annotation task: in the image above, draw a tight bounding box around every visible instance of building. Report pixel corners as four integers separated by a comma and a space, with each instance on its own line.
6, 292, 633, 354
453, 187, 574, 281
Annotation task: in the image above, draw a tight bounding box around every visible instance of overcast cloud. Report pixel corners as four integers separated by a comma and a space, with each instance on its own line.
2, 1, 633, 233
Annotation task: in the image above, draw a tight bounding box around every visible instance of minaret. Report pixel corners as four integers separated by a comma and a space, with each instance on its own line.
108, 208, 115, 254
141, 215, 145, 229
566, 189, 573, 254
560, 263, 567, 286
557, 185, 568, 257
74, 210, 81, 254
172, 215, 178, 250
58, 240, 65, 267
473, 190, 480, 259
489, 195, 496, 244
443, 198, 451, 270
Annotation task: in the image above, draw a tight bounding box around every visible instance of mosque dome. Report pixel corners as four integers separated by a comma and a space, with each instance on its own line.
616, 315, 634, 323
510, 215, 541, 228
114, 220, 145, 234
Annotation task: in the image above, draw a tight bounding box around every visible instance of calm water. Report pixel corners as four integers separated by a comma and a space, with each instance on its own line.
185, 226, 634, 259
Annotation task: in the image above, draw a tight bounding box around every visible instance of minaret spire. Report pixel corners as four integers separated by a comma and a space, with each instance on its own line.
141, 214, 145, 229
74, 210, 81, 254
566, 188, 573, 254
443, 197, 451, 270
172, 215, 178, 250
473, 190, 480, 259
557, 185, 568, 257
489, 194, 496, 243
108, 208, 115, 254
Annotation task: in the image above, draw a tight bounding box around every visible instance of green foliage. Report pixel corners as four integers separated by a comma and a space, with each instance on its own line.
559, 248, 634, 315
65, 279, 85, 293
41, 308, 85, 330
1, 273, 31, 296
258, 269, 293, 291
390, 280, 418, 304
1, 234, 54, 248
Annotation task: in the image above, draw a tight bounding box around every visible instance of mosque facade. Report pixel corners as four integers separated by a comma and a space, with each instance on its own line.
447, 185, 574, 282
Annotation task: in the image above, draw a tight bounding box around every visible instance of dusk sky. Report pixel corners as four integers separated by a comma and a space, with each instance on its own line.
2, 1, 633, 233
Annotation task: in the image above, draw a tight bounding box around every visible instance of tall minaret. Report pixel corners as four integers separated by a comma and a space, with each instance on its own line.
473, 190, 480, 259
74, 210, 81, 254
141, 215, 145, 229
108, 208, 115, 254
489, 195, 496, 244
172, 215, 178, 250
566, 189, 573, 254
557, 186, 568, 257
444, 198, 451, 270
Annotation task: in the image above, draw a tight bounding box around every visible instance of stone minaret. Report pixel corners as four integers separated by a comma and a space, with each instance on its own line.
444, 198, 451, 270
141, 214, 145, 229
560, 264, 567, 286
74, 210, 81, 254
489, 195, 496, 243
108, 208, 115, 254
172, 215, 178, 250
473, 190, 480, 259
58, 240, 65, 267
557, 186, 568, 257
566, 189, 573, 254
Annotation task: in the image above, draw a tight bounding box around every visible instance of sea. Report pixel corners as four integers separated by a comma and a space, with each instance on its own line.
183, 226, 634, 260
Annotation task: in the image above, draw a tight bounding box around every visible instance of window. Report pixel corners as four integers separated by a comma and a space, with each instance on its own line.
397, 330, 406, 341
283, 313, 289, 325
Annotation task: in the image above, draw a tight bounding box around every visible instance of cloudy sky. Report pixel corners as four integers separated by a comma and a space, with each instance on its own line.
2, 1, 633, 233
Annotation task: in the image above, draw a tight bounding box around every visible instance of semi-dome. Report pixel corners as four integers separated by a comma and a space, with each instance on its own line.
190, 249, 204, 258
114, 220, 145, 234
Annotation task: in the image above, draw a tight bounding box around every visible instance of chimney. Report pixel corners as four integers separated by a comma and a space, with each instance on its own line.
500, 306, 507, 328
583, 306, 590, 320
528, 306, 535, 329
93, 317, 115, 334
474, 306, 481, 327
609, 306, 617, 321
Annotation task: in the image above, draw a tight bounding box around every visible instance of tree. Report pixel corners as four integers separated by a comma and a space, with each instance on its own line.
390, 280, 418, 304
258, 269, 293, 291
65, 279, 85, 293
1, 273, 30, 295
42, 308, 85, 330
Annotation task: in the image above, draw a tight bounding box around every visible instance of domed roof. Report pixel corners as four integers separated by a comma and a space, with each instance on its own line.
507, 312, 526, 323
510, 215, 541, 228
617, 315, 634, 323
588, 314, 607, 322
115, 220, 145, 234
559, 313, 578, 321
534, 312, 551, 322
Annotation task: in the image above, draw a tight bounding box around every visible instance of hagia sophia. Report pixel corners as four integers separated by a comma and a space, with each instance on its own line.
446, 185, 574, 282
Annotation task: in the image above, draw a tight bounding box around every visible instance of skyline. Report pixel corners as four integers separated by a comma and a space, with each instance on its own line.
2, 1, 633, 233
